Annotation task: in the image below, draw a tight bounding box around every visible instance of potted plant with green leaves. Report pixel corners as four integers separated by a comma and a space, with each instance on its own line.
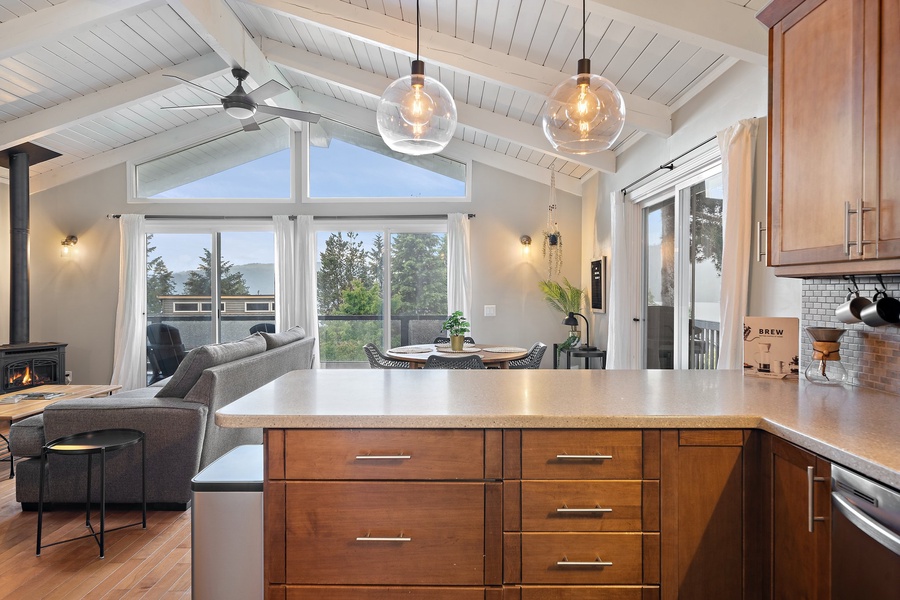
538, 278, 587, 360
441, 310, 471, 351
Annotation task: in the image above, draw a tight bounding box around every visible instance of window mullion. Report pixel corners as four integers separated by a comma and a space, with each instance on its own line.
211, 233, 222, 343
382, 230, 392, 349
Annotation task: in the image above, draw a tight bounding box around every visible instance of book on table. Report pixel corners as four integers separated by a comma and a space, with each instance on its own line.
0, 391, 66, 403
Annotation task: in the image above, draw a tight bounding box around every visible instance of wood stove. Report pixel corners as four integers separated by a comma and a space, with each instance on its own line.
0, 343, 67, 394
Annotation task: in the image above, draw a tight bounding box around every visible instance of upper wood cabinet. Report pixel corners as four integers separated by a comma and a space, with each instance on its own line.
760, 0, 900, 275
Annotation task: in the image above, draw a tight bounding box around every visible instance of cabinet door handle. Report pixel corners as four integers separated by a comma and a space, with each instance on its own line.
556, 506, 613, 513
807, 466, 827, 533
857, 197, 876, 256
355, 454, 412, 460
556, 454, 613, 460
845, 201, 853, 256
356, 534, 411, 542
756, 221, 767, 262
557, 559, 613, 567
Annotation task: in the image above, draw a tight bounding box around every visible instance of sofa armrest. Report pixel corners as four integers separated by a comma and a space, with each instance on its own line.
39, 397, 208, 505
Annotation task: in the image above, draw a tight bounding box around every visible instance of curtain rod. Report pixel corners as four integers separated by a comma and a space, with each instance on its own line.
107, 213, 474, 220
620, 135, 717, 195
620, 116, 764, 195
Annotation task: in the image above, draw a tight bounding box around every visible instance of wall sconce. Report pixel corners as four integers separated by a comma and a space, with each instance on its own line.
60, 235, 78, 258
520, 235, 532, 255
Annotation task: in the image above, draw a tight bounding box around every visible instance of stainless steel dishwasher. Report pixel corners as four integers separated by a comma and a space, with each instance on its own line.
831, 464, 900, 599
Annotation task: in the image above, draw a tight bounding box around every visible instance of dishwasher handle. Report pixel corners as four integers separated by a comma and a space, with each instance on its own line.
832, 491, 900, 556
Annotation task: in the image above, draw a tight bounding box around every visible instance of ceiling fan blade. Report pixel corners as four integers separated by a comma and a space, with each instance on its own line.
161, 104, 222, 110
255, 104, 321, 124
241, 118, 261, 132
246, 79, 289, 103
163, 74, 223, 98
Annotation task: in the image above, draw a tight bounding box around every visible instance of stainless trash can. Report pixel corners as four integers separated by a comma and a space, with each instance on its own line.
191, 445, 263, 600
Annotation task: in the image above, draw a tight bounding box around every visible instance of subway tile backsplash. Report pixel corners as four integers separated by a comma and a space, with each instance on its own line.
801, 275, 900, 394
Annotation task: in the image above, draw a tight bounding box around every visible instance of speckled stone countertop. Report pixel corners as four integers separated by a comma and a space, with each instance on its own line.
217, 369, 900, 488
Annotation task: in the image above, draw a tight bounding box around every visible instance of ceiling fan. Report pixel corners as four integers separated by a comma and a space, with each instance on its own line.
161, 67, 320, 131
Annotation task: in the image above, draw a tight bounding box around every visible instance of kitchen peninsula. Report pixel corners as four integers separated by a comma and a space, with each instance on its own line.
218, 370, 900, 599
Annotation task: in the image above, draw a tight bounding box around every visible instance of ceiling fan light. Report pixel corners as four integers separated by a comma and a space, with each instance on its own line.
377, 63, 457, 156
224, 105, 255, 120
542, 70, 625, 155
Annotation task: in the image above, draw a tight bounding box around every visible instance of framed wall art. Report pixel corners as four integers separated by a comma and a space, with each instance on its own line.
590, 256, 606, 313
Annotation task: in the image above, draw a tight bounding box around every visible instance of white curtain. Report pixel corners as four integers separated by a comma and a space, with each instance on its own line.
273, 215, 300, 332
447, 213, 472, 320
296, 215, 321, 368
110, 214, 146, 390
717, 118, 759, 369
606, 191, 640, 369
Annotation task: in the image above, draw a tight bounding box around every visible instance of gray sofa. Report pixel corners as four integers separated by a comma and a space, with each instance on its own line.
9, 327, 315, 510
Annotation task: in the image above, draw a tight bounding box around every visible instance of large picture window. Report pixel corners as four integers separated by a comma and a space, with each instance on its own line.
305, 119, 467, 201
133, 119, 291, 201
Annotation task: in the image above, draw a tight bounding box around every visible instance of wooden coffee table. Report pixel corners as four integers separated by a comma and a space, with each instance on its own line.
0, 384, 121, 478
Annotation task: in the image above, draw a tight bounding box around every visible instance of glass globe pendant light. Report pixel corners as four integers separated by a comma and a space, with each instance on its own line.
377, 0, 457, 155
542, 0, 625, 154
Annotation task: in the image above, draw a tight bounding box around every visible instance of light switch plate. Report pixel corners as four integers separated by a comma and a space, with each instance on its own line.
484, 304, 496, 317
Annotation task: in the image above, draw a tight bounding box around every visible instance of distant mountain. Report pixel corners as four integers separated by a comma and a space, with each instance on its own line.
172, 263, 275, 295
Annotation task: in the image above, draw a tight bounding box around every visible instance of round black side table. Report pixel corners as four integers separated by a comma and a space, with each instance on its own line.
36, 428, 146, 558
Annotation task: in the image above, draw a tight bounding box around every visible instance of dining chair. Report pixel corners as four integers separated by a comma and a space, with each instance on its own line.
508, 342, 547, 369
363, 343, 410, 369
424, 354, 486, 369
433, 336, 476, 345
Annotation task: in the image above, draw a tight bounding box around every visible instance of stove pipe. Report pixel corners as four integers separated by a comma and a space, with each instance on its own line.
9, 151, 29, 345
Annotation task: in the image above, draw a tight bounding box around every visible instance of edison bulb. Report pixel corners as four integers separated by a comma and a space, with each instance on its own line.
399, 83, 435, 127
566, 84, 603, 132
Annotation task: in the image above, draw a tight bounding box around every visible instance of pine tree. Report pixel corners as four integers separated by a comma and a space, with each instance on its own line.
146, 234, 175, 314
390, 233, 447, 315
317, 232, 371, 314
183, 248, 250, 296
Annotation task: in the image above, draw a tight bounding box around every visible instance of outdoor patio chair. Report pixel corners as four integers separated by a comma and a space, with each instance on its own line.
363, 343, 409, 369
249, 323, 276, 334
508, 342, 547, 369
424, 354, 486, 369
146, 324, 187, 384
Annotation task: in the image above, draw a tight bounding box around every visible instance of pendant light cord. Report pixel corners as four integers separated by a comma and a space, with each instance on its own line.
582, 0, 586, 59
416, 0, 421, 61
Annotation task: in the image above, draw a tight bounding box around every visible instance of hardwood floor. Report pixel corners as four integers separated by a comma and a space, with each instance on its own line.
0, 426, 192, 599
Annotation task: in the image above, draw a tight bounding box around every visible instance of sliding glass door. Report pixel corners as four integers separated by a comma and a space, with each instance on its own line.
316, 222, 447, 367
639, 168, 723, 369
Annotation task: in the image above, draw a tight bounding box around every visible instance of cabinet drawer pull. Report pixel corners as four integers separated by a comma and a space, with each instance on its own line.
807, 466, 827, 533
354, 454, 412, 460
555, 454, 613, 460
356, 534, 411, 542
556, 506, 613, 514
557, 558, 613, 567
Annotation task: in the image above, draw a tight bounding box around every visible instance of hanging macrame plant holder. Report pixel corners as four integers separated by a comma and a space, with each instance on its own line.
542, 168, 563, 278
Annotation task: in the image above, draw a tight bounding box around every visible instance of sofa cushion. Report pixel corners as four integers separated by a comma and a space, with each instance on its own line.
260, 326, 306, 350
158, 335, 267, 398
8, 414, 45, 457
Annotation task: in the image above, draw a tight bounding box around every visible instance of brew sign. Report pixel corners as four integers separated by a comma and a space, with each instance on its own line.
743, 316, 799, 379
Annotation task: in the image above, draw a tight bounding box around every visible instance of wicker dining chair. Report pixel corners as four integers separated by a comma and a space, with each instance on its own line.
433, 336, 476, 345
363, 343, 410, 369
424, 354, 487, 369
508, 342, 547, 369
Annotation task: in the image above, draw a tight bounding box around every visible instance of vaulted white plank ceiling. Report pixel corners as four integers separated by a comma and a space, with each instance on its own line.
0, 0, 767, 194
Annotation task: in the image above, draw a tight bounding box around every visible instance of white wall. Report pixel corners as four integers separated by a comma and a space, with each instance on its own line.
585, 61, 802, 352
6, 159, 579, 383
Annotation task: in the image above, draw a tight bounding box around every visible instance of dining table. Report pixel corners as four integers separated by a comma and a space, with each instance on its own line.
385, 343, 529, 369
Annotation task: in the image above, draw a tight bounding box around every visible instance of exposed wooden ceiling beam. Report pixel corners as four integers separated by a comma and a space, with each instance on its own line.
245, 0, 672, 137
576, 0, 768, 66
0, 0, 163, 60
0, 53, 227, 151
168, 0, 309, 130
264, 39, 614, 174
297, 90, 583, 196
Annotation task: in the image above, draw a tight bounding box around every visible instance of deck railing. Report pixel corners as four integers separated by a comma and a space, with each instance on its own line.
691, 319, 720, 370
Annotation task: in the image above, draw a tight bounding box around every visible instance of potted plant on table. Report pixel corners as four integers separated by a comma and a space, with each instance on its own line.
538, 278, 587, 361
441, 311, 471, 351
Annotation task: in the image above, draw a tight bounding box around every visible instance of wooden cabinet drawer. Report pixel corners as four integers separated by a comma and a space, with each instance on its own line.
285, 482, 485, 585
520, 481, 644, 532
520, 533, 646, 585
282, 586, 490, 599
283, 429, 485, 480
515, 586, 659, 599
521, 431, 643, 480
